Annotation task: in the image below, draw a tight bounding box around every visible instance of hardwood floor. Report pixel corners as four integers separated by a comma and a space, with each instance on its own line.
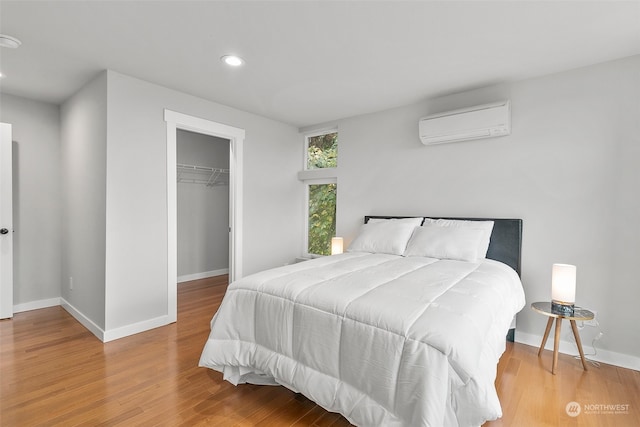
485, 337, 640, 427
1, 276, 638, 426
1, 276, 351, 426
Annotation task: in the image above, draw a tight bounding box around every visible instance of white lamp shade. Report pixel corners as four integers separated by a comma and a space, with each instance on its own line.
551, 263, 576, 305
331, 237, 344, 255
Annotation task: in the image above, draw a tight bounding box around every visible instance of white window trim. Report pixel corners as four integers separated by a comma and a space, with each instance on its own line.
304, 128, 338, 171
297, 167, 338, 181
302, 178, 337, 258
300, 128, 339, 258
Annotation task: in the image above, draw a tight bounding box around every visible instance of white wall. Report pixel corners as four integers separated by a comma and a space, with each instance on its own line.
104, 70, 302, 332
60, 72, 108, 329
177, 130, 229, 278
321, 56, 639, 364
0, 94, 61, 308
1, 70, 302, 339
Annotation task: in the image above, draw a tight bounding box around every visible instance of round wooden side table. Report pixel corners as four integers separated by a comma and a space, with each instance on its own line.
531, 302, 594, 374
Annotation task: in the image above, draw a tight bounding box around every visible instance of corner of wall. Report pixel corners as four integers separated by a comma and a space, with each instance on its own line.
60, 70, 108, 330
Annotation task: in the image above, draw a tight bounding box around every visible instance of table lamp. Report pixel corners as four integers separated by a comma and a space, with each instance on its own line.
331, 237, 343, 255
551, 263, 576, 315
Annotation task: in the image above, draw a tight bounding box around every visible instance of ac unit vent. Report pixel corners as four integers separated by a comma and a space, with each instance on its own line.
419, 101, 511, 145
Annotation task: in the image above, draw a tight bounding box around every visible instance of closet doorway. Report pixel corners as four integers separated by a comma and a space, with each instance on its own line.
176, 130, 230, 283
165, 109, 244, 323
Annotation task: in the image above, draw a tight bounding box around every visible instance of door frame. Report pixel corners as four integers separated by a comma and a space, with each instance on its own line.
0, 123, 13, 319
164, 110, 244, 323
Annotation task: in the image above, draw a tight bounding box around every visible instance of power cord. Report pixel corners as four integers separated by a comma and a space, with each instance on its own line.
572, 318, 603, 367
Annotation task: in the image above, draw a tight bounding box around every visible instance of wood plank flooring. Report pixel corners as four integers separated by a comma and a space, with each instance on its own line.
1, 276, 638, 426
485, 335, 640, 427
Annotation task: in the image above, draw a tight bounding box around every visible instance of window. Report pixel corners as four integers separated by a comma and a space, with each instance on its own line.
300, 130, 338, 256
306, 131, 337, 170
307, 182, 337, 256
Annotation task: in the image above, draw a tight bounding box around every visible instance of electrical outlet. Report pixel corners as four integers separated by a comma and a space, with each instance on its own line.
69, 277, 74, 291
583, 310, 597, 326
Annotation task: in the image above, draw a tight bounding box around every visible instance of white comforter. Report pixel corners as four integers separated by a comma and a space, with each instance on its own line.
199, 252, 525, 427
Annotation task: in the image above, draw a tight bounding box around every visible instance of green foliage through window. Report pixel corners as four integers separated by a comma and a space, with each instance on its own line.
308, 183, 337, 256
307, 132, 337, 169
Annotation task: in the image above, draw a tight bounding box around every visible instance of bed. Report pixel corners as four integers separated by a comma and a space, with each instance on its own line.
199, 216, 525, 426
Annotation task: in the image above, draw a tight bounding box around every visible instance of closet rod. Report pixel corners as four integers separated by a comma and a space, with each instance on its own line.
177, 163, 229, 187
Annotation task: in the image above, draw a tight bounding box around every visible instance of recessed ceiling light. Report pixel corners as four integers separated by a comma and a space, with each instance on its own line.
0, 34, 21, 49
221, 55, 244, 67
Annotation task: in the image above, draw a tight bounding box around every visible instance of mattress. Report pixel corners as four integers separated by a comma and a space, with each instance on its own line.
199, 252, 525, 426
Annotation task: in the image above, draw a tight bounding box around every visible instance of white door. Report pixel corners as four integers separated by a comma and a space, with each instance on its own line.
0, 123, 13, 319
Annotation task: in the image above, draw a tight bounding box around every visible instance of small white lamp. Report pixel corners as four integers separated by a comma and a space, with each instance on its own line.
551, 263, 576, 314
331, 237, 344, 255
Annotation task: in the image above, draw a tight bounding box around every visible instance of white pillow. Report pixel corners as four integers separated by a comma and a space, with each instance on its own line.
422, 218, 494, 258
347, 217, 423, 255
403, 224, 484, 262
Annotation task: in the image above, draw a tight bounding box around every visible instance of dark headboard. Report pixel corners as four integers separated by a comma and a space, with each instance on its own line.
364, 216, 523, 277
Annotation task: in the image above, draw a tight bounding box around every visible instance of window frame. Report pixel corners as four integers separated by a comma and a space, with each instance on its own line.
300, 128, 339, 258
302, 177, 337, 258
303, 128, 338, 171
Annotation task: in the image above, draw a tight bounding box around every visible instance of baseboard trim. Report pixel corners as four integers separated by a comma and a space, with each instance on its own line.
178, 268, 229, 283
515, 331, 640, 372
102, 315, 171, 342
60, 298, 173, 343
60, 298, 105, 341
14, 297, 61, 313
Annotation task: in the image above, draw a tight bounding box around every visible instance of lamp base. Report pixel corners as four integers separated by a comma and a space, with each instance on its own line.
551, 300, 575, 315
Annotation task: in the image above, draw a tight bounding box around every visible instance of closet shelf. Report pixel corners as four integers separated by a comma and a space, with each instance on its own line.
177, 163, 229, 187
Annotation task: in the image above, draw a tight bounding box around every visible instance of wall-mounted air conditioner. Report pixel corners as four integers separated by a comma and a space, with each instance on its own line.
419, 100, 511, 145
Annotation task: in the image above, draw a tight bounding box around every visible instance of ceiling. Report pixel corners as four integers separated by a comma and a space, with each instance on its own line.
1, 1, 638, 128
